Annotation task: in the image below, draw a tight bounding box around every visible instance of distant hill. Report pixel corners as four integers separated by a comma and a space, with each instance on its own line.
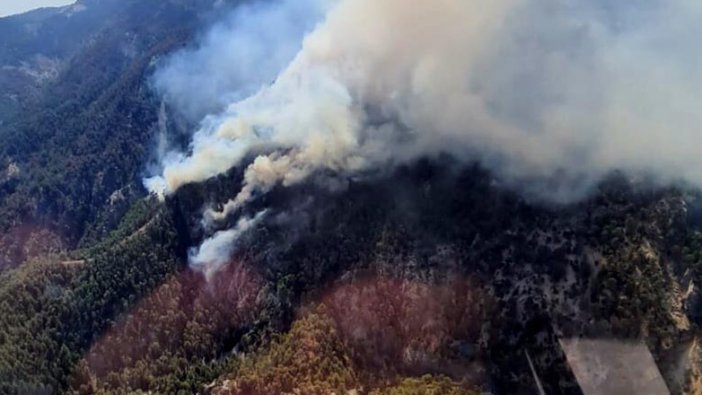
0, 0, 238, 269
0, 0, 125, 120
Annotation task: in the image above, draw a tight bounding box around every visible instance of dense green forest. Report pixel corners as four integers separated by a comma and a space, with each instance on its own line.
0, 0, 229, 269
3, 156, 702, 393
0, 201, 182, 393
2, 1, 702, 394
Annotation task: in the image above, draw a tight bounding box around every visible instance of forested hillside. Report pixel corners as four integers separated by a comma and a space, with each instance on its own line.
1, 1, 702, 395
0, 0, 235, 269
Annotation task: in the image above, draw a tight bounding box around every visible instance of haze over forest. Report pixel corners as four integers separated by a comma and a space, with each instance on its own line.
0, 1, 702, 394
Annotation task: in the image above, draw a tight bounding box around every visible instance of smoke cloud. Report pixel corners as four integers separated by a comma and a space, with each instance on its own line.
189, 211, 267, 279
145, 0, 702, 271
152, 0, 330, 121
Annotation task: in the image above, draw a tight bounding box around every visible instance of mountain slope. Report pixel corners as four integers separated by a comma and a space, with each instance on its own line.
0, 0, 240, 269
1, 1, 702, 395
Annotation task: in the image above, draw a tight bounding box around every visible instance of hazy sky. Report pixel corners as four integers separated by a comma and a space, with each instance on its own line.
0, 0, 75, 17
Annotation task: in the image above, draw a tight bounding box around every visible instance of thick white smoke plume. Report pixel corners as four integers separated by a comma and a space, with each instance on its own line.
189, 211, 267, 279
145, 0, 702, 271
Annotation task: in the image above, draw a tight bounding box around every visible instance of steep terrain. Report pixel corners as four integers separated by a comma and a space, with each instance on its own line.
1, 1, 702, 395
0, 0, 236, 269
170, 162, 702, 395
